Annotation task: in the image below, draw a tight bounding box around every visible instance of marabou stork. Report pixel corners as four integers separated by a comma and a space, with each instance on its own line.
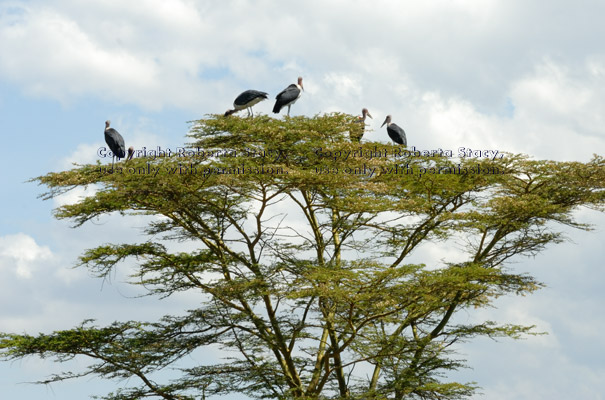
381, 115, 407, 146
351, 108, 373, 142
224, 90, 269, 117
273, 77, 303, 116
104, 120, 126, 167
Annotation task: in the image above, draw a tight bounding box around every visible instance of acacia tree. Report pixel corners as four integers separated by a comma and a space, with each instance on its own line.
1, 114, 604, 400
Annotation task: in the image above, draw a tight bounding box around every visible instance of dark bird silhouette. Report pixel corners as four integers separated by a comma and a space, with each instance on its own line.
351, 108, 373, 142
224, 90, 269, 117
273, 77, 304, 116
104, 120, 126, 167
381, 115, 407, 146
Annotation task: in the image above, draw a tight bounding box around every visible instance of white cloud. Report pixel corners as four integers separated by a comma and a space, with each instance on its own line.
509, 59, 605, 156
396, 58, 605, 161
61, 143, 106, 168
0, 5, 160, 105
0, 224, 205, 335
322, 72, 364, 112
0, 233, 53, 279
52, 185, 99, 207
475, 350, 605, 400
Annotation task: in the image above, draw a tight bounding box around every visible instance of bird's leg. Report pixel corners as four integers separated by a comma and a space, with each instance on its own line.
287, 105, 291, 116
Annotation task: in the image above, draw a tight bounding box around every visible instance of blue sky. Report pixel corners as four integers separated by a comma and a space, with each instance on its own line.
1, 0, 604, 399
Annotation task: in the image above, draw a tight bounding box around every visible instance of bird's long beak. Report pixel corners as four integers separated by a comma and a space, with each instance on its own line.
381, 117, 388, 128
301, 83, 304, 91
367, 111, 373, 119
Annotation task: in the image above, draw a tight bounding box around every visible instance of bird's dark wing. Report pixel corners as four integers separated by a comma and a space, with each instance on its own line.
105, 128, 126, 158
274, 84, 298, 99
273, 84, 301, 113
388, 124, 407, 146
234, 90, 269, 107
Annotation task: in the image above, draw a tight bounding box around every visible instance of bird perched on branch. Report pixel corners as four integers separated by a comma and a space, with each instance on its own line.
104, 120, 126, 167
381, 115, 407, 146
273, 77, 304, 116
224, 90, 269, 117
351, 108, 373, 142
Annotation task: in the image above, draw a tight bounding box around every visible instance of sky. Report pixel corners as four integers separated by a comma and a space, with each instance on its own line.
0, 0, 604, 398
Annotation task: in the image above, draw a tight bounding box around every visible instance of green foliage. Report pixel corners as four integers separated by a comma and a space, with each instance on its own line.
4, 114, 605, 400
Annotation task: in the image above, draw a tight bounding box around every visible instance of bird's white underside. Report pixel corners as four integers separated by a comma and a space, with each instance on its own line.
234, 96, 266, 110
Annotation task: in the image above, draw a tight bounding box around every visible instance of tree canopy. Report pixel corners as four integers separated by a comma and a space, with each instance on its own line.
2, 113, 604, 400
